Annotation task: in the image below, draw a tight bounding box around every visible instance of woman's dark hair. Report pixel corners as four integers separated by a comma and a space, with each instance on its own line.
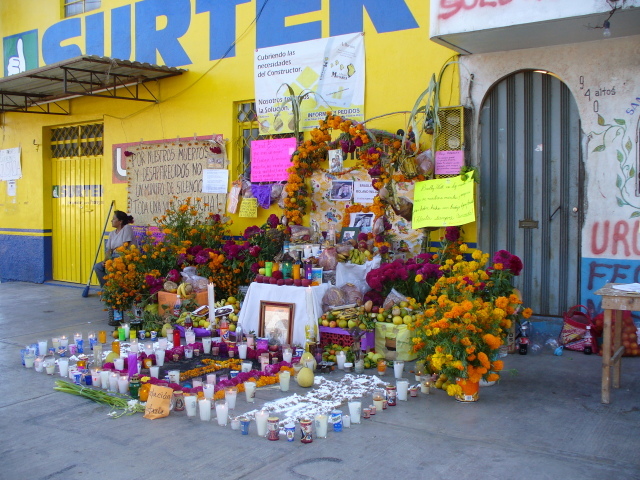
114, 210, 134, 225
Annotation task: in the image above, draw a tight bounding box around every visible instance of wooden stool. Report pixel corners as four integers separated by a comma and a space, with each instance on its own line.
594, 283, 640, 404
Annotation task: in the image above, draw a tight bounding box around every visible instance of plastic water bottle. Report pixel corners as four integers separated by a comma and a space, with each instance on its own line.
173, 295, 182, 316
583, 325, 593, 355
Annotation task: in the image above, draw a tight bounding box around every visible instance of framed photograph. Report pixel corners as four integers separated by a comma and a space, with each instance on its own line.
350, 212, 375, 233
328, 149, 343, 173
330, 180, 353, 201
259, 301, 295, 345
340, 227, 360, 243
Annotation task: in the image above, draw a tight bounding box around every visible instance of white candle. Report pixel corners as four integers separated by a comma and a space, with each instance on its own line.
215, 400, 229, 426
202, 337, 212, 354
348, 401, 361, 424
305, 287, 315, 331
192, 378, 203, 388
59, 336, 69, 348
158, 337, 168, 350
185, 395, 197, 418
184, 346, 193, 359
237, 343, 248, 360
122, 323, 130, 339
203, 384, 214, 401
52, 337, 60, 349
199, 399, 211, 421
109, 373, 118, 392
38, 340, 48, 356
130, 339, 139, 353
185, 330, 196, 345
34, 356, 45, 372
91, 372, 101, 388
396, 379, 409, 401
279, 371, 291, 392
149, 366, 160, 379
244, 381, 256, 403
394, 361, 404, 379
114, 358, 124, 370
206, 373, 216, 385
255, 410, 269, 436
155, 349, 165, 366
207, 283, 216, 325
118, 376, 129, 394
100, 370, 110, 389
144, 342, 154, 356
241, 361, 252, 373
58, 358, 69, 377
336, 351, 346, 370
314, 414, 328, 438
282, 348, 293, 364
24, 354, 35, 368
224, 387, 237, 409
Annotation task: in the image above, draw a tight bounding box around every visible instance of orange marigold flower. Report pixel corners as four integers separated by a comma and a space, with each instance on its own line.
478, 351, 491, 370
491, 360, 504, 371
522, 308, 533, 318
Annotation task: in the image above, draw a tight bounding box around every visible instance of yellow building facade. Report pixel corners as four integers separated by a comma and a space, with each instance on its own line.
0, 0, 458, 284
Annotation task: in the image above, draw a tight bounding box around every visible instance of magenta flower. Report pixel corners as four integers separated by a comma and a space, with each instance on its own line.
445, 226, 460, 242
267, 214, 280, 229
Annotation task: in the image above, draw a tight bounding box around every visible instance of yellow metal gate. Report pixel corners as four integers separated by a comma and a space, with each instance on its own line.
51, 123, 104, 284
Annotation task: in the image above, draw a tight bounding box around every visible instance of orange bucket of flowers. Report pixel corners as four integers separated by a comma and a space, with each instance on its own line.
455, 378, 480, 403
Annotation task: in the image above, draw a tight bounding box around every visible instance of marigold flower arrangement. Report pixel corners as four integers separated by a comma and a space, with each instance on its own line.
283, 113, 428, 225
410, 243, 532, 397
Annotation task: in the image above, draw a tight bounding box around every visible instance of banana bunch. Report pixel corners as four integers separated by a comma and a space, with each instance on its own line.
337, 252, 350, 263
349, 249, 367, 265
176, 282, 194, 297
213, 299, 227, 308
328, 307, 363, 320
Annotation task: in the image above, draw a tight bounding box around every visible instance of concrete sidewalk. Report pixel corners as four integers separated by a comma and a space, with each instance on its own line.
1, 281, 639, 480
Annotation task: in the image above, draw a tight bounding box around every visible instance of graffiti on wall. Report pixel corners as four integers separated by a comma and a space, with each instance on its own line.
581, 257, 640, 320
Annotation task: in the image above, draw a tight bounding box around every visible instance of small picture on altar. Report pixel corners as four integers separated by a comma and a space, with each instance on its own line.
328, 149, 343, 173
340, 227, 360, 243
330, 180, 353, 201
350, 212, 374, 233
259, 301, 295, 345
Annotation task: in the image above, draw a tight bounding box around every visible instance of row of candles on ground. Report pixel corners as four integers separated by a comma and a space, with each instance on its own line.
21, 332, 106, 365
179, 380, 433, 443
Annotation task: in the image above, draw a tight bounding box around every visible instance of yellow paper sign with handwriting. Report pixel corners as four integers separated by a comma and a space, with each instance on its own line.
412, 173, 475, 228
238, 197, 258, 218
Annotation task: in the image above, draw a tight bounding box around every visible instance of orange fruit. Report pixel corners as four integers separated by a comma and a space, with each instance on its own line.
329, 321, 337, 328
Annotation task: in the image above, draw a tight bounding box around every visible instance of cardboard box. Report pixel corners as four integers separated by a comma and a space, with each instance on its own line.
157, 290, 208, 315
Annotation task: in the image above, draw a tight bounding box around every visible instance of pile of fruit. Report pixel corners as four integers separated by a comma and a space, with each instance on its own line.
321, 344, 354, 363
376, 301, 417, 327
337, 247, 373, 265
211, 296, 241, 332
163, 281, 193, 297
318, 301, 377, 331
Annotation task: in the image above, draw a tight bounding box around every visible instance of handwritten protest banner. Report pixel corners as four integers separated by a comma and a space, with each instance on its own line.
250, 138, 296, 182
412, 172, 475, 228
125, 137, 226, 226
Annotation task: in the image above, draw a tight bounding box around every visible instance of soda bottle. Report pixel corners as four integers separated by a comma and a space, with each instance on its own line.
518, 322, 529, 355
184, 313, 193, 330
583, 325, 593, 355
173, 295, 182, 317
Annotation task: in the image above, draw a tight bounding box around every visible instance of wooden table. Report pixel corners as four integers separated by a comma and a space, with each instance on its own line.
594, 283, 640, 404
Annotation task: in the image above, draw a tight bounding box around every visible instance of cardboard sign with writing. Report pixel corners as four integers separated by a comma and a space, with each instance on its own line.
143, 385, 174, 420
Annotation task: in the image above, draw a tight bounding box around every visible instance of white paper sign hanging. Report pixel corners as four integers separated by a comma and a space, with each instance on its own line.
202, 169, 229, 194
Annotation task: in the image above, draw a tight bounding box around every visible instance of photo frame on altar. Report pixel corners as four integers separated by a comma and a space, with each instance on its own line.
259, 301, 295, 345
340, 227, 360, 243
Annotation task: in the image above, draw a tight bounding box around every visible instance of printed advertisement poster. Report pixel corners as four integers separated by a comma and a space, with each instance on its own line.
254, 33, 365, 135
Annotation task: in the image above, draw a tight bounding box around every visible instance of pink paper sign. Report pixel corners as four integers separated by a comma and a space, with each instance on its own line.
250, 138, 297, 182
435, 150, 464, 175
